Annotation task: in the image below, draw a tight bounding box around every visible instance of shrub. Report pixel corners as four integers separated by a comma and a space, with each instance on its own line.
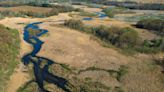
136, 19, 164, 35
64, 19, 140, 50
64, 19, 84, 31
117, 28, 139, 48
102, 8, 114, 18
103, 1, 164, 10
53, 5, 74, 13
137, 38, 164, 53
64, 19, 164, 53
117, 65, 128, 81
102, 7, 127, 18
94, 25, 110, 40
94, 26, 140, 48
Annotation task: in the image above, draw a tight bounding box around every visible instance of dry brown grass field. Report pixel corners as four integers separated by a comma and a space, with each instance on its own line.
0, 5, 52, 13
0, 4, 163, 92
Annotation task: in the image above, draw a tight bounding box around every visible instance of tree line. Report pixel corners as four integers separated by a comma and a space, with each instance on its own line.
64, 19, 164, 53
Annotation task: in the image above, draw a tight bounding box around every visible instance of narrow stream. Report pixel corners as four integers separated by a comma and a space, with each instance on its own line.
83, 12, 107, 20
22, 22, 70, 92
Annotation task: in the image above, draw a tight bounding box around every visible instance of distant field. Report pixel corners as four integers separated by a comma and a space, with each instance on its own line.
0, 6, 52, 13
128, 0, 164, 4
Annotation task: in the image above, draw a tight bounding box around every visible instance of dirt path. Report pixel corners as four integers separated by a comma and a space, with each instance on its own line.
4, 65, 29, 92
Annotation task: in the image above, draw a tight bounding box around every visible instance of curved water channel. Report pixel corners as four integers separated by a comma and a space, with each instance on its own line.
83, 12, 107, 20
22, 22, 70, 92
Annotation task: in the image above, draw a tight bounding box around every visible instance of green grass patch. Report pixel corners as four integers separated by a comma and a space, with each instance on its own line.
102, 7, 128, 18
0, 25, 20, 91
79, 11, 97, 17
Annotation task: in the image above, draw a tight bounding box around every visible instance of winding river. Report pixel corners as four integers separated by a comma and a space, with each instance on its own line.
22, 22, 70, 92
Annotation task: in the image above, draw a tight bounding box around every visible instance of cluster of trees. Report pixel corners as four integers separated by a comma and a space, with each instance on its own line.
64, 19, 164, 53
90, 0, 164, 10
64, 19, 140, 49
93, 26, 140, 48
75, 0, 164, 10
104, 1, 164, 10
125, 3, 164, 10
0, 0, 163, 10
136, 19, 164, 35
137, 38, 164, 53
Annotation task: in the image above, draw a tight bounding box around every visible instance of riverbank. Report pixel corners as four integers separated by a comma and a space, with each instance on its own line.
0, 10, 163, 91
0, 13, 71, 92
0, 24, 20, 92
0, 17, 35, 92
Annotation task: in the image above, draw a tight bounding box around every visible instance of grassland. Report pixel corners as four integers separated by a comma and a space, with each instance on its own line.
0, 5, 75, 18
0, 25, 20, 91
0, 6, 52, 13
0, 3, 163, 92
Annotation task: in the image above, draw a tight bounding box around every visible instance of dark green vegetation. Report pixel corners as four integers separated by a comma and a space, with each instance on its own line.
136, 19, 164, 35
135, 19, 164, 53
102, 7, 127, 18
154, 58, 164, 73
64, 19, 164, 53
0, 0, 164, 10
89, 0, 164, 10
79, 11, 97, 17
116, 14, 164, 23
0, 25, 20, 91
137, 38, 164, 53
104, 1, 164, 10
86, 3, 104, 8
93, 26, 140, 49
102, 8, 114, 18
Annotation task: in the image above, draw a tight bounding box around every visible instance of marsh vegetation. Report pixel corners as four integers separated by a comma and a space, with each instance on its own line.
0, 25, 20, 91
64, 19, 164, 53
0, 1, 163, 92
